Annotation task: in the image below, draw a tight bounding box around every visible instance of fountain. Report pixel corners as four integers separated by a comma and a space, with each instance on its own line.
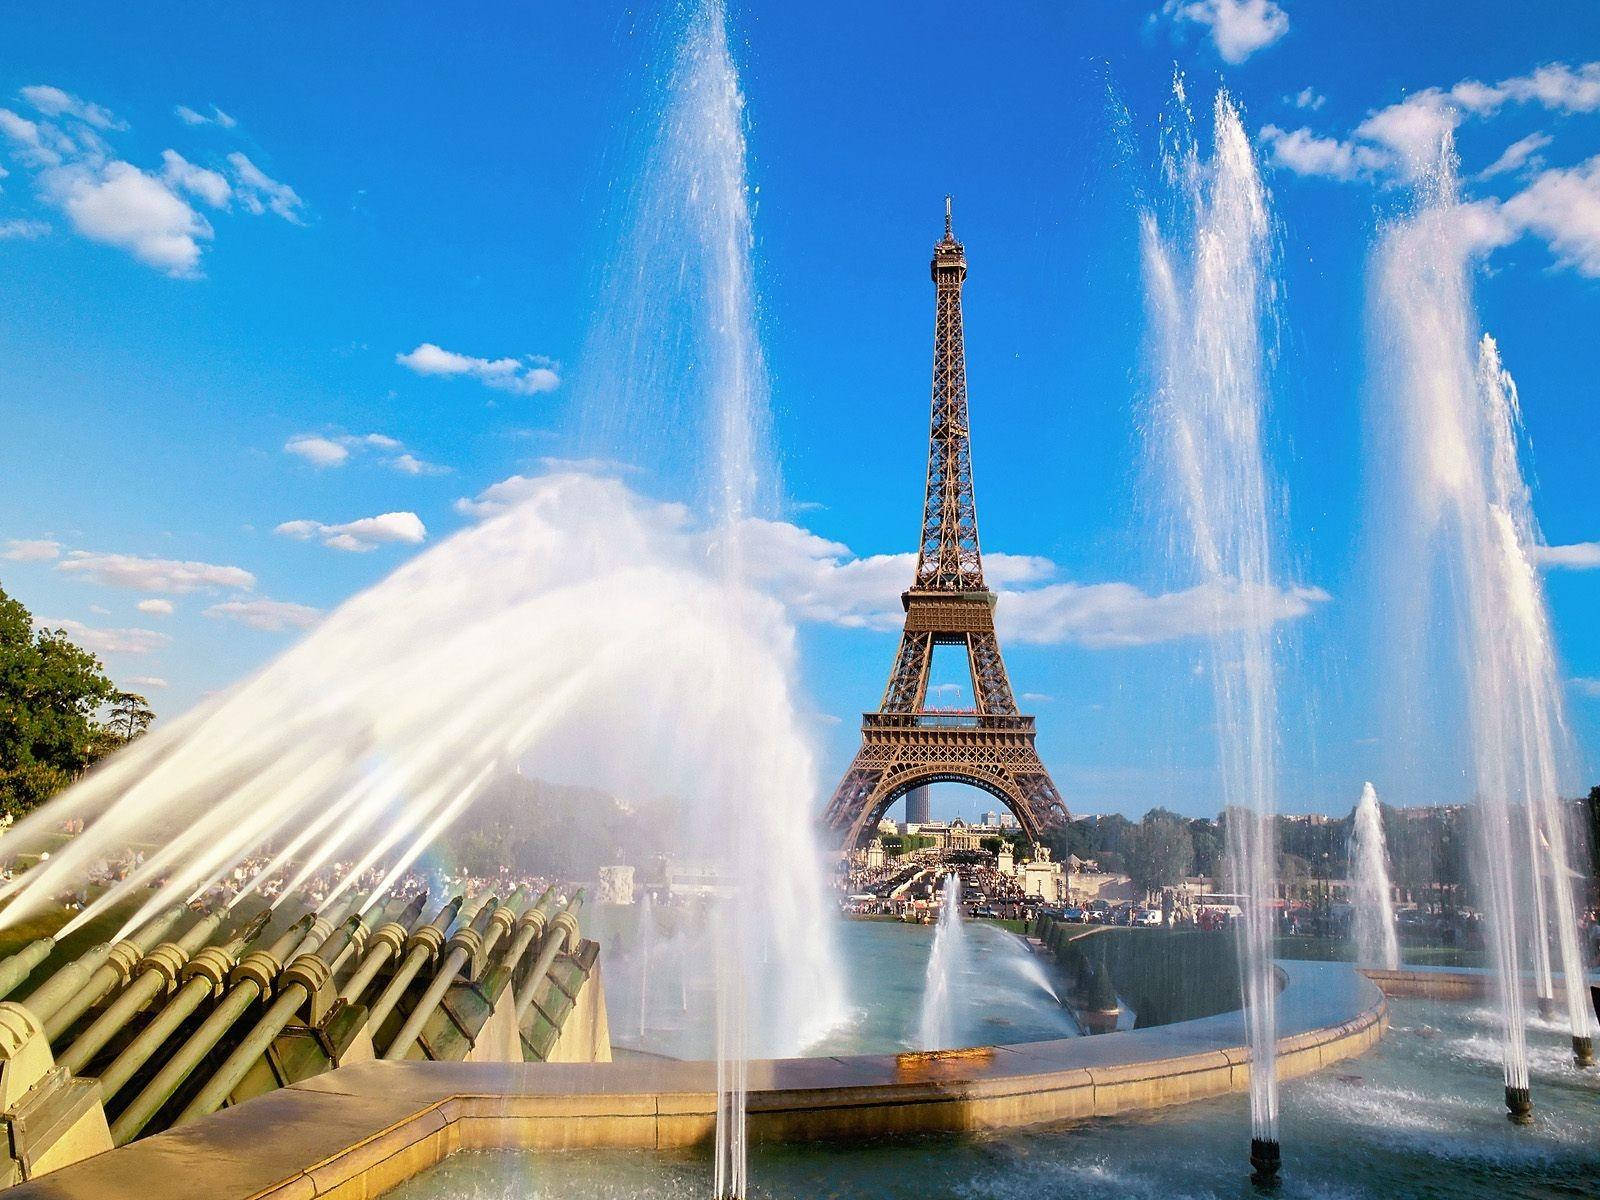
1141, 82, 1286, 1186
916, 874, 968, 1052
636, 891, 657, 1037
1368, 133, 1599, 1116
1348, 783, 1401, 971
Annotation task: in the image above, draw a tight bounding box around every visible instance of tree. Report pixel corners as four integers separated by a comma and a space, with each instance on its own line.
1124, 809, 1195, 897
105, 691, 155, 744
0, 584, 116, 816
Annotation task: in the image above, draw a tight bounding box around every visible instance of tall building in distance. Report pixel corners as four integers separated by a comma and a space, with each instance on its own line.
821, 200, 1069, 847
905, 785, 931, 825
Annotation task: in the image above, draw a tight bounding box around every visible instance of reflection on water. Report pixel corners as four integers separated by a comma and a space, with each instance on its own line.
388, 995, 1600, 1199
591, 914, 1079, 1059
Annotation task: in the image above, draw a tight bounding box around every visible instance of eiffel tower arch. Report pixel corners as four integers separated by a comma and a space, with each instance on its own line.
821, 200, 1069, 849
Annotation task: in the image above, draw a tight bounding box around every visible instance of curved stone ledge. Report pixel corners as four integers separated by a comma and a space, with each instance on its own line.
9, 960, 1386, 1200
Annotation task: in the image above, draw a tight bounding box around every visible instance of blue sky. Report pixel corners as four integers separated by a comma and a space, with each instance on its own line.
1, 1, 1596, 820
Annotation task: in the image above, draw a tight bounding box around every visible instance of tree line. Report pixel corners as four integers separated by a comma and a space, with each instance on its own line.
1, 583, 154, 818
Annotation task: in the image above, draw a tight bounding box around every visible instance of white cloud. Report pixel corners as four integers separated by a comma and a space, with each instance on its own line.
174, 104, 237, 129
1287, 87, 1325, 112
998, 580, 1330, 648
1534, 541, 1600, 569
1164, 0, 1289, 64
136, 598, 174, 616
284, 434, 350, 467
19, 85, 123, 131
37, 617, 168, 655
390, 452, 449, 476
203, 598, 320, 631
3, 538, 60, 561
1477, 132, 1553, 181
226, 152, 303, 223
1499, 155, 1600, 277
160, 149, 231, 208
283, 431, 444, 474
57, 551, 255, 593
1570, 677, 1600, 698
397, 343, 561, 396
0, 107, 65, 168
275, 512, 427, 553
125, 675, 168, 690
0, 218, 49, 239
42, 159, 213, 277
453, 468, 1329, 649
1259, 125, 1387, 181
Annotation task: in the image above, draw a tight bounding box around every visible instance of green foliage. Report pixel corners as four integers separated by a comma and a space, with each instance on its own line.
0, 583, 119, 817
1123, 809, 1196, 895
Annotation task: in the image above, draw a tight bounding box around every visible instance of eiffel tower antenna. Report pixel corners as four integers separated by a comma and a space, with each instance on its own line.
821, 205, 1068, 847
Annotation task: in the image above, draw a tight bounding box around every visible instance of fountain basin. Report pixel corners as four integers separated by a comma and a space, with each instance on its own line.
9, 960, 1385, 1199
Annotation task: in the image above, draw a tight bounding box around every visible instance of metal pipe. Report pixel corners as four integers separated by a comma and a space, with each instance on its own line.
494, 887, 556, 982
337, 894, 429, 1007
18, 944, 112, 1026
44, 907, 187, 1041
106, 914, 316, 1142
0, 938, 56, 1002
328, 895, 404, 983
380, 895, 506, 1060
513, 891, 585, 1025
174, 915, 365, 1125
58, 909, 242, 1075
94, 913, 283, 1103
359, 896, 467, 1036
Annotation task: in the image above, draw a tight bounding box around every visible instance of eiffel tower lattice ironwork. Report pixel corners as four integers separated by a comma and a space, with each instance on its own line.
821, 200, 1069, 848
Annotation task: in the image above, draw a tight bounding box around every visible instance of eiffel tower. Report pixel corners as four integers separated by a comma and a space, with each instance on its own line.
821, 200, 1069, 848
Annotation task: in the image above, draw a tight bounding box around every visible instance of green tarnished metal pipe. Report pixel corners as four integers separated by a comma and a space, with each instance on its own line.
58, 909, 243, 1075
380, 895, 506, 1060
359, 896, 468, 1036
18, 943, 112, 1027
493, 887, 556, 982
111, 907, 343, 1145
513, 891, 585, 1026
0, 938, 56, 1002
94, 912, 282, 1104
337, 894, 430, 1007
327, 896, 404, 983
474, 886, 528, 970
43, 907, 187, 1041
174, 914, 366, 1125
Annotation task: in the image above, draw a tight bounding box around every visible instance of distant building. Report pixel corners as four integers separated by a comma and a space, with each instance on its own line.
905, 785, 932, 824
998, 812, 1019, 831
947, 819, 983, 852
597, 865, 636, 906
981, 810, 1000, 828
877, 817, 898, 835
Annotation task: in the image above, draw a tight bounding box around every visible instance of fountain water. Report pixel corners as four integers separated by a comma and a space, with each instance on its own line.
1141, 82, 1286, 1185
1348, 783, 1400, 971
916, 874, 969, 1052
1368, 134, 1598, 1114
1002, 933, 1061, 1004
636, 892, 657, 1037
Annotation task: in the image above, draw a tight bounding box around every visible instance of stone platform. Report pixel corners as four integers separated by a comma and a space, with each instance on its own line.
8, 959, 1388, 1199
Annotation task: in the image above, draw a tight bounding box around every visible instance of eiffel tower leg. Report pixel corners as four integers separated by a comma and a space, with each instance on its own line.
821, 755, 886, 846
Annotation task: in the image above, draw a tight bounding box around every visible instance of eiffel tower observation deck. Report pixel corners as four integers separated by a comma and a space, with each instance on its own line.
821, 200, 1069, 848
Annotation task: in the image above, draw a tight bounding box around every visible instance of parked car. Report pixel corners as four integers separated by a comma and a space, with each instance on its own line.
1134, 908, 1163, 927
1061, 906, 1088, 923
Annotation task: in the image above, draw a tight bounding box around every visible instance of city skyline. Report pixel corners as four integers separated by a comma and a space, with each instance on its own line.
2, 1, 1597, 819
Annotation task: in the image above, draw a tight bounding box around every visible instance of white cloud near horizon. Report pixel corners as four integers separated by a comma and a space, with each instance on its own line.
204, 598, 320, 631
1534, 541, 1600, 569
397, 343, 561, 396
136, 598, 174, 616
1477, 132, 1553, 180
454, 470, 1331, 649
1162, 0, 1288, 64
124, 675, 169, 690
57, 551, 255, 593
37, 617, 169, 656
1570, 677, 1600, 698
20, 85, 123, 131
3, 538, 60, 561
275, 512, 427, 553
